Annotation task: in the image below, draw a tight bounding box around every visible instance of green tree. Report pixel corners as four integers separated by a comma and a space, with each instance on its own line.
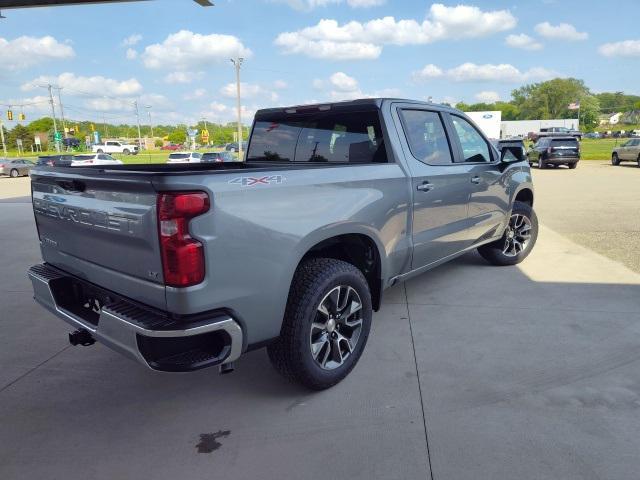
8, 124, 33, 149
168, 129, 186, 144
512, 78, 593, 119
26, 117, 54, 135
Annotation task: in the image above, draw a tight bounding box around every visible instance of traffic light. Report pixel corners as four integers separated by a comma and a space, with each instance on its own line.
18, 113, 26, 121
90, 123, 95, 132
7, 110, 13, 121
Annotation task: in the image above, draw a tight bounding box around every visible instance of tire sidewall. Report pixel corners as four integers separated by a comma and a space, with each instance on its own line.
10, 169, 18, 178
293, 268, 372, 385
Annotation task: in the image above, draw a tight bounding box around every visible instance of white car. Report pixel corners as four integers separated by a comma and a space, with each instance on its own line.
167, 152, 202, 163
92, 140, 139, 155
71, 154, 124, 167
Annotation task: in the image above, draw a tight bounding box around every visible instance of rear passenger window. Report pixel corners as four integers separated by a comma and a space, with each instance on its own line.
247, 110, 387, 163
400, 110, 452, 165
451, 116, 492, 163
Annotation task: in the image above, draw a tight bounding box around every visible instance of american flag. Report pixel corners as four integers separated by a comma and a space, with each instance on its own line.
567, 102, 581, 110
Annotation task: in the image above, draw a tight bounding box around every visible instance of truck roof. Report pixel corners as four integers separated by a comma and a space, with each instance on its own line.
255, 98, 459, 117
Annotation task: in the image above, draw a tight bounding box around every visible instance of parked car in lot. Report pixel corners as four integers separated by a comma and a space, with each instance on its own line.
527, 136, 580, 169
533, 126, 582, 141
93, 140, 139, 155
202, 151, 235, 163
167, 151, 202, 163
28, 98, 537, 390
36, 154, 74, 167
0, 158, 35, 177
71, 154, 123, 167
225, 141, 247, 153
584, 132, 601, 139
160, 143, 183, 151
631, 130, 640, 138
611, 138, 640, 167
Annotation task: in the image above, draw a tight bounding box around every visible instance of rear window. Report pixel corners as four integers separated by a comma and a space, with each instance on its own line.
551, 139, 578, 148
74, 155, 95, 160
247, 110, 387, 163
168, 153, 190, 159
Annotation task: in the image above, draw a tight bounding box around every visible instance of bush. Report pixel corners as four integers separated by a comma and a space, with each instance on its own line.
154, 139, 163, 148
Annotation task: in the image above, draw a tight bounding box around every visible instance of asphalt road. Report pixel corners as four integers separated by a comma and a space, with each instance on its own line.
1, 163, 640, 479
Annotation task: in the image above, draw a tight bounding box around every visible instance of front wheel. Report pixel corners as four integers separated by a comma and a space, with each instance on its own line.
538, 157, 546, 169
478, 201, 538, 266
123, 149, 130, 155
268, 258, 372, 390
10, 169, 19, 178
612, 153, 620, 166
96, 149, 103, 153
637, 155, 640, 168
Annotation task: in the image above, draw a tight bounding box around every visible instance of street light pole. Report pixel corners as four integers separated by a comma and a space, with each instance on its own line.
133, 100, 143, 151
230, 57, 244, 159
145, 105, 153, 138
46, 84, 60, 152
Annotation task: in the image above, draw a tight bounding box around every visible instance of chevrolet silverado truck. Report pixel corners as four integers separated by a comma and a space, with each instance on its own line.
28, 99, 537, 390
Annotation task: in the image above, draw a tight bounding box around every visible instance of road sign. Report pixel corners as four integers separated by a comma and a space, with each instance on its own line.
34, 136, 41, 145
54, 131, 63, 142
201, 129, 209, 142
16, 139, 23, 146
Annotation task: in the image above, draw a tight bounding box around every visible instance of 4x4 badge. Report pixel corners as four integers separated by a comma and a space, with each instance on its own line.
228, 175, 285, 187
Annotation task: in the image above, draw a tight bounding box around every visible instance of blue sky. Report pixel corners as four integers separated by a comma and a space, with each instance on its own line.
0, 0, 639, 126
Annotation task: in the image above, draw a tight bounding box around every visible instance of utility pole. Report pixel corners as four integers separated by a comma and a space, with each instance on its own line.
45, 84, 60, 152
0, 119, 7, 157
133, 100, 143, 151
103, 114, 108, 138
55, 87, 67, 138
145, 105, 153, 138
230, 57, 244, 159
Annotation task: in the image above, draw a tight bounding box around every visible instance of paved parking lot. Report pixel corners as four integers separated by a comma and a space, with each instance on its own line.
1, 162, 639, 480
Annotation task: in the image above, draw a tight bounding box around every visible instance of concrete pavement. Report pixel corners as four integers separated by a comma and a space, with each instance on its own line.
1, 176, 640, 479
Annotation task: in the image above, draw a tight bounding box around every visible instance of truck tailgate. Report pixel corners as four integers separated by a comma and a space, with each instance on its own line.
30, 168, 166, 309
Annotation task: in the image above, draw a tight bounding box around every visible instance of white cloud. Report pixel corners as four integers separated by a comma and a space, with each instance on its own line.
121, 34, 142, 47
329, 72, 359, 91
22, 72, 143, 96
598, 39, 640, 57
0, 35, 74, 71
412, 64, 444, 80
201, 102, 257, 123
164, 71, 204, 84
143, 30, 251, 69
274, 4, 517, 60
183, 88, 207, 100
534, 22, 587, 41
82, 93, 170, 112
219, 82, 279, 102
475, 90, 500, 103
274, 79, 288, 89
505, 33, 543, 51
413, 63, 557, 83
126, 48, 138, 60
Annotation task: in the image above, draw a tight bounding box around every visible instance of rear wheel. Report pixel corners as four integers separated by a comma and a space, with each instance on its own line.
538, 157, 546, 169
568, 162, 577, 169
637, 154, 640, 168
612, 153, 620, 166
478, 201, 538, 266
267, 258, 372, 390
9, 169, 19, 178
123, 149, 130, 155
96, 149, 104, 153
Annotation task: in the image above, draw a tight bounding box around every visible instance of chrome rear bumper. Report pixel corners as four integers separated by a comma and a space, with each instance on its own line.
28, 263, 243, 372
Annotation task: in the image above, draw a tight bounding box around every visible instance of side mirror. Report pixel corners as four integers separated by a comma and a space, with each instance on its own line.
501, 146, 524, 164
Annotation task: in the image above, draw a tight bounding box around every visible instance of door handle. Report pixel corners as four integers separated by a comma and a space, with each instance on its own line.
470, 176, 481, 184
416, 181, 434, 192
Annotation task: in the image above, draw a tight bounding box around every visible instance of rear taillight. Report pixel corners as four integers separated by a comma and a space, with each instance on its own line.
0, 163, 5, 168
157, 191, 210, 287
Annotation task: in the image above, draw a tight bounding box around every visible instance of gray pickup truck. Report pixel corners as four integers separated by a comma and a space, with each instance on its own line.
28, 98, 537, 389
